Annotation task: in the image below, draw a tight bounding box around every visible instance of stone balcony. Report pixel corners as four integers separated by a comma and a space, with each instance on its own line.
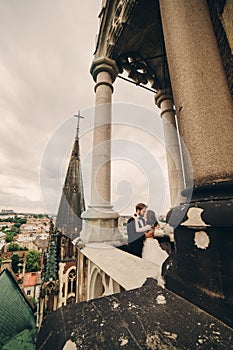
76, 243, 162, 302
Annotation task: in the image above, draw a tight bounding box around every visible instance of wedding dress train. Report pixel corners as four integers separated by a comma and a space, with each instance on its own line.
142, 237, 168, 286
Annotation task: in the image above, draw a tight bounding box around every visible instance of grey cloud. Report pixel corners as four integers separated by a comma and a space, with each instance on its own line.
0, 1, 170, 215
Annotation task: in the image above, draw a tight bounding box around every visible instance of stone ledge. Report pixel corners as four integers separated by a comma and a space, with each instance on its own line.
80, 243, 160, 290
36, 278, 233, 350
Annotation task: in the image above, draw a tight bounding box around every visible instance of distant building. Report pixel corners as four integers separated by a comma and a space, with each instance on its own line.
0, 259, 12, 272
0, 231, 6, 239
0, 222, 14, 229
26, 217, 50, 226
0, 232, 6, 250
20, 223, 48, 234
14, 233, 38, 251
1, 209, 14, 215
19, 271, 42, 302
14, 227, 49, 251
16, 232, 36, 242
34, 234, 49, 251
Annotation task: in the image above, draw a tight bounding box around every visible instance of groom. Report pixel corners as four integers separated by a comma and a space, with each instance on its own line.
126, 203, 153, 257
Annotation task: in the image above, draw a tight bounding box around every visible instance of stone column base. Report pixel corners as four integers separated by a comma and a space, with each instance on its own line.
163, 182, 233, 327
80, 206, 124, 246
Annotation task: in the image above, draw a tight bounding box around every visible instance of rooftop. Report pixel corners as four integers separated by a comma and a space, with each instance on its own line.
0, 269, 36, 349
19, 272, 42, 287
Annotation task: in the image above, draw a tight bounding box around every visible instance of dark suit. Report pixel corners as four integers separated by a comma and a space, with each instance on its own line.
119, 216, 145, 258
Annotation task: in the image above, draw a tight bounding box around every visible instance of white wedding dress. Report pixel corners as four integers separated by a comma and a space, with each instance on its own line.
142, 237, 168, 276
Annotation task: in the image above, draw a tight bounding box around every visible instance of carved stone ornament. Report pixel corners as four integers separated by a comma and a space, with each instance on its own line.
45, 280, 59, 295
100, 0, 137, 57
118, 52, 160, 90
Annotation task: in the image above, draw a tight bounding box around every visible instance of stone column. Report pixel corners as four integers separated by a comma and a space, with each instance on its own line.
155, 89, 185, 208
159, 0, 233, 189
38, 297, 44, 329
160, 0, 233, 325
80, 57, 122, 244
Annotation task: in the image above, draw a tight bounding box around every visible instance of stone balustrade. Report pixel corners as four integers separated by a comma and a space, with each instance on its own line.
76, 243, 161, 302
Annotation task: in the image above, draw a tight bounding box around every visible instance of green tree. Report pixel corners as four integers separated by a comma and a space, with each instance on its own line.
21, 246, 28, 251
12, 226, 20, 233
25, 250, 41, 272
13, 217, 26, 228
8, 242, 20, 251
6, 227, 19, 235
29, 296, 37, 309
5, 233, 14, 242
11, 253, 20, 273
0, 217, 13, 222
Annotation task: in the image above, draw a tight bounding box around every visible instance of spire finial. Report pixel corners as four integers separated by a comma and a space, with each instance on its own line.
74, 110, 84, 139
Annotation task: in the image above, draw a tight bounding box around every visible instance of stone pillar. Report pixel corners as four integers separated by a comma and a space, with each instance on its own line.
159, 0, 233, 189
155, 89, 185, 208
76, 251, 88, 302
160, 0, 233, 326
38, 296, 44, 329
80, 57, 123, 244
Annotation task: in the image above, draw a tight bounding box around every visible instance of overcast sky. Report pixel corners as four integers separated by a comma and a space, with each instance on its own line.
0, 0, 170, 216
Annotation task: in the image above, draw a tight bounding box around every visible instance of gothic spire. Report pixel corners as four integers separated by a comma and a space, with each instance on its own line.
56, 112, 85, 240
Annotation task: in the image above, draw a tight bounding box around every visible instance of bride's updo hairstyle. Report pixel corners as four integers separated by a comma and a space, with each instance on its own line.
146, 210, 158, 227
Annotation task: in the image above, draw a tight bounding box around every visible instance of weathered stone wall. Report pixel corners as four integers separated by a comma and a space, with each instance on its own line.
208, 0, 233, 97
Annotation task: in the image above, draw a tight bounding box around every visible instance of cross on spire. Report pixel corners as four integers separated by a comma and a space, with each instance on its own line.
74, 110, 84, 139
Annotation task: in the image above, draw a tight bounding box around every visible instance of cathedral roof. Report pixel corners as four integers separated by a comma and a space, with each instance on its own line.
0, 269, 36, 349
56, 116, 85, 241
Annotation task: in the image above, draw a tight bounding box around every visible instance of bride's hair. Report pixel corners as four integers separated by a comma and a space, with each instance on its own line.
146, 210, 158, 227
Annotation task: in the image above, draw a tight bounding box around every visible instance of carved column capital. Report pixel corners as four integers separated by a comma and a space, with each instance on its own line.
90, 57, 119, 83
154, 88, 173, 109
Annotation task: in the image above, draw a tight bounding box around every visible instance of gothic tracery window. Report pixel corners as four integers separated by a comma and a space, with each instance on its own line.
68, 268, 76, 294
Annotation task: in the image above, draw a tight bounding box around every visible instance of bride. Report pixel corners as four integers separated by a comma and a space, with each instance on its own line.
142, 209, 168, 282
